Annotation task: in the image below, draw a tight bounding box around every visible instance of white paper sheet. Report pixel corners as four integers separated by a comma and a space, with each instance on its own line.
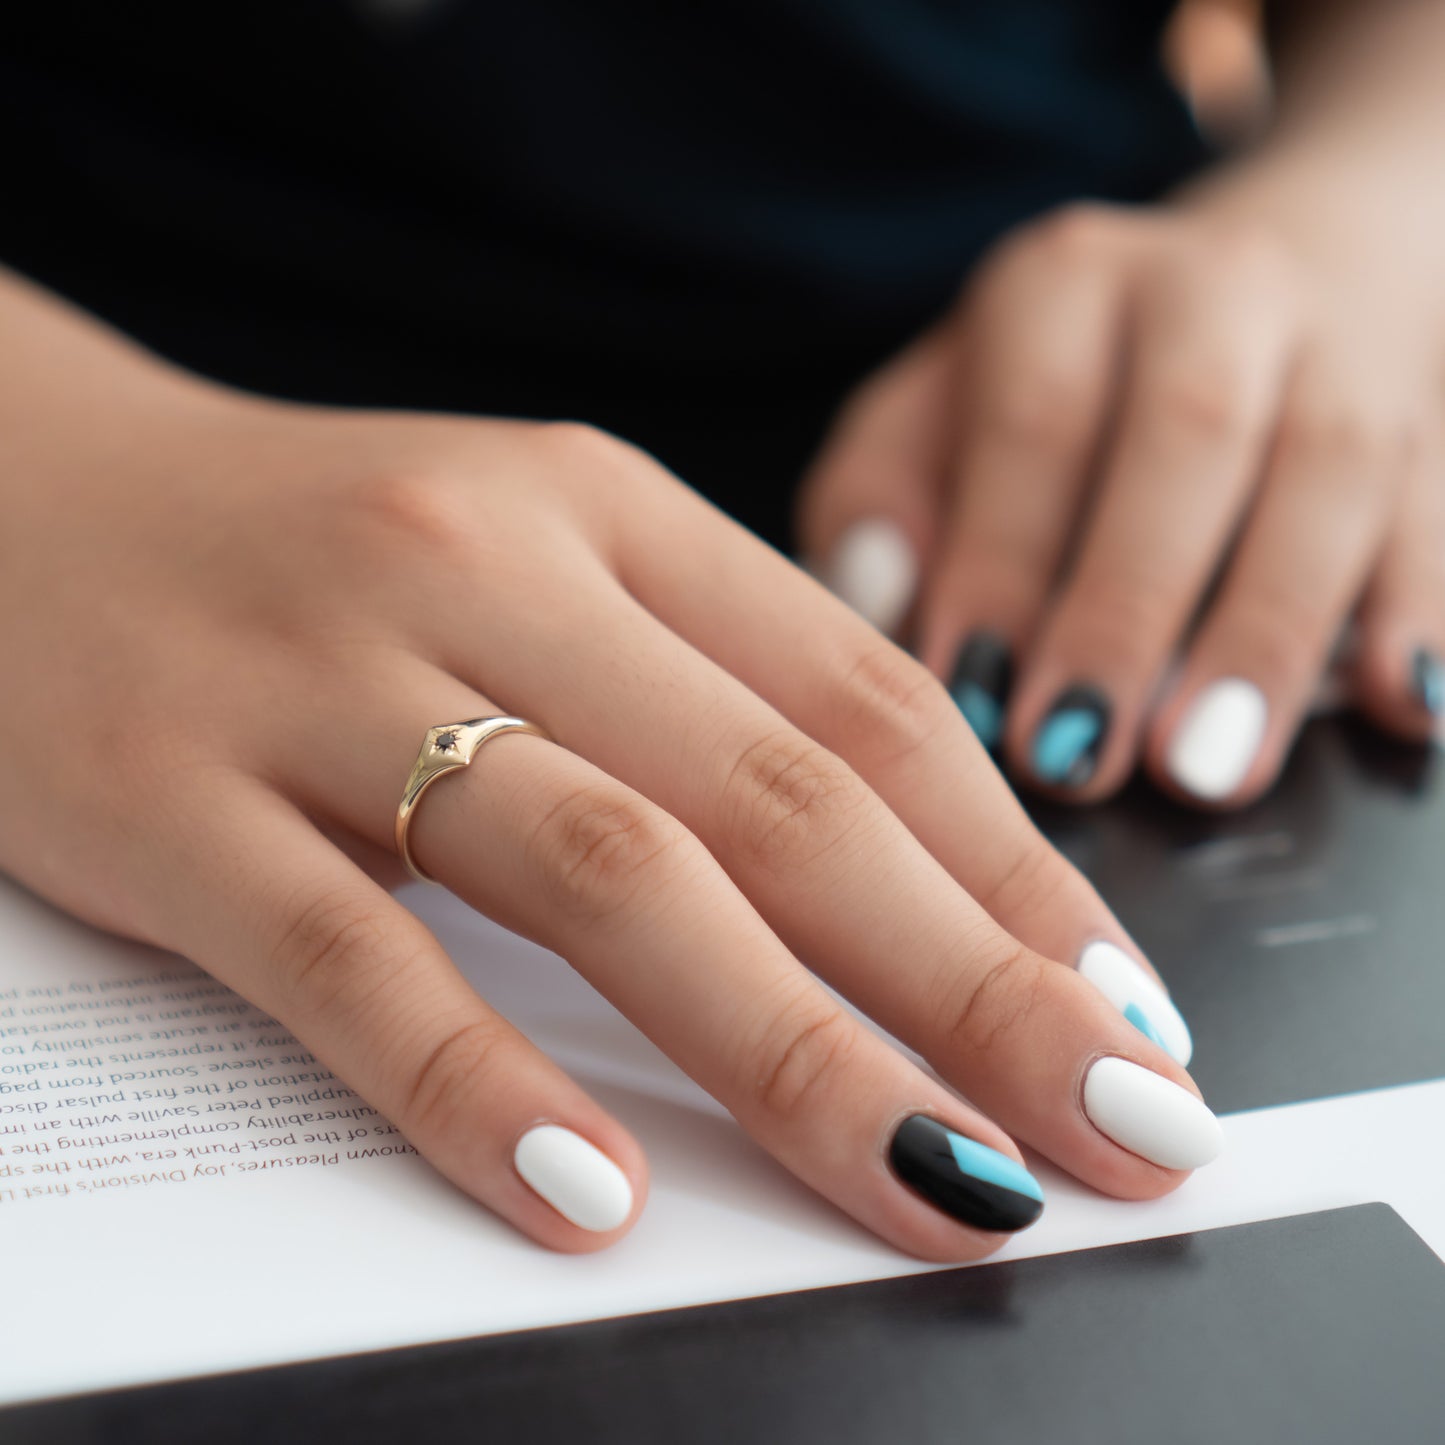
2, 873, 1442, 1408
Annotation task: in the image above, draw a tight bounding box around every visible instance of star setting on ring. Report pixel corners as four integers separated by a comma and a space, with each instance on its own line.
433, 729, 460, 754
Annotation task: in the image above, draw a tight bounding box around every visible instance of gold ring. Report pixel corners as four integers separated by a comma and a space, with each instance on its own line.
394, 716, 553, 885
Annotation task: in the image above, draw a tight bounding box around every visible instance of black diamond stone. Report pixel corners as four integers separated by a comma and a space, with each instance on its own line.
434, 730, 459, 753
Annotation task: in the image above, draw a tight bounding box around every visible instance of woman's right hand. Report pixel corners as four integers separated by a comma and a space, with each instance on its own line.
0, 276, 1220, 1259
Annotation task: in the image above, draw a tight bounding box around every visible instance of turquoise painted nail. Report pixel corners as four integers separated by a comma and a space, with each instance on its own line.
1412, 648, 1445, 717
954, 683, 1004, 748
1031, 684, 1110, 788
945, 1132, 1044, 1204
890, 1115, 1044, 1232
948, 632, 1013, 750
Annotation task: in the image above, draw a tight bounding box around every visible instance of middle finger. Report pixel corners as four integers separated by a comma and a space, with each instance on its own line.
1006, 231, 1297, 799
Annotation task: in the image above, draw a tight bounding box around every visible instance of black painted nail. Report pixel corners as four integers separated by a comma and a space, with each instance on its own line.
948, 631, 1013, 750
1411, 648, 1445, 717
888, 1115, 1044, 1233
1030, 684, 1111, 788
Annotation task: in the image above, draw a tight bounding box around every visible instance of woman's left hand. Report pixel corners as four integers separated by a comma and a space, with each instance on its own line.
798, 196, 1445, 807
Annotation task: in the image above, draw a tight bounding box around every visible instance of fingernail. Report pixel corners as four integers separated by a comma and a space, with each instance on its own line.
1082, 1057, 1223, 1171
1411, 648, 1445, 717
1030, 684, 1110, 788
1077, 941, 1193, 1066
514, 1124, 633, 1232
1165, 677, 1267, 801
888, 1114, 1044, 1233
824, 518, 918, 635
948, 631, 1013, 749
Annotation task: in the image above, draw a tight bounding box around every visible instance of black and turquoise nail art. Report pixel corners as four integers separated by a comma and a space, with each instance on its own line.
1411, 648, 1444, 718
888, 1115, 1044, 1233
1031, 684, 1110, 788
948, 632, 1013, 750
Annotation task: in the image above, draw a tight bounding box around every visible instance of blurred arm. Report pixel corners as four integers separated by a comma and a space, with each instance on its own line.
1175, 1, 1445, 322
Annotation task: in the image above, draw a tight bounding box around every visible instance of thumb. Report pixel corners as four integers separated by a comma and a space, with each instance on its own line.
796, 327, 954, 638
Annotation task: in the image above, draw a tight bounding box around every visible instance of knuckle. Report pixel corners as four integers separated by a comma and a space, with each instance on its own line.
348, 470, 472, 564
955, 520, 1060, 599
273, 885, 392, 1018
974, 835, 1065, 923
967, 203, 1118, 318
1150, 364, 1255, 441
1277, 394, 1401, 471
1061, 571, 1172, 672
401, 1017, 506, 1140
534, 420, 667, 523
831, 641, 954, 768
1030, 203, 1120, 265
539, 420, 647, 479
1220, 589, 1325, 681
532, 783, 694, 927
723, 729, 865, 869
747, 992, 859, 1123
942, 940, 1049, 1061
986, 367, 1097, 454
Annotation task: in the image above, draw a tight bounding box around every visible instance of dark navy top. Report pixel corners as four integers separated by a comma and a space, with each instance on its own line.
1, 1, 1207, 546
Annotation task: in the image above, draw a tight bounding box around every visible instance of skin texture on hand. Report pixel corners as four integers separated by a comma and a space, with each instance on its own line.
800, 198, 1445, 809
0, 270, 1220, 1262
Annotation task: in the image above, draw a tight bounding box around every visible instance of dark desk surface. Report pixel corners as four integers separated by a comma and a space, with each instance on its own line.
1035, 716, 1445, 1113
10, 1204, 1445, 1445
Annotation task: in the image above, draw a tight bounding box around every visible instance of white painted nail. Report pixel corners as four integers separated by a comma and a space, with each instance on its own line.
1077, 941, 1193, 1066
1082, 1057, 1223, 1171
513, 1125, 633, 1232
1165, 678, 1267, 801
823, 518, 918, 635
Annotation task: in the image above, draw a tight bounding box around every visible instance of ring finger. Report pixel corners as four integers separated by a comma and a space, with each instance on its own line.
282, 660, 1056, 1260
